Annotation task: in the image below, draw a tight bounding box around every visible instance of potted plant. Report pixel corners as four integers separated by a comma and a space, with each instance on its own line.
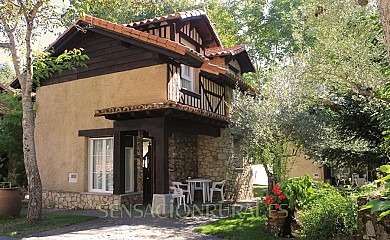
0, 182, 22, 217
265, 184, 289, 234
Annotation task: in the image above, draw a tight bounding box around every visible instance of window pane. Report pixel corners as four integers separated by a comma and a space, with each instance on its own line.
106, 172, 113, 191
93, 172, 102, 189
93, 139, 103, 156
106, 139, 113, 156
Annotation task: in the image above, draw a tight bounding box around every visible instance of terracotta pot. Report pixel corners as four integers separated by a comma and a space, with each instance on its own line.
268, 210, 286, 230
0, 187, 22, 217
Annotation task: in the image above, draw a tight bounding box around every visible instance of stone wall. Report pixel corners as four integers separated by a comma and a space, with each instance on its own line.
168, 132, 198, 182
358, 196, 390, 240
42, 190, 143, 210
197, 130, 228, 181
197, 129, 253, 201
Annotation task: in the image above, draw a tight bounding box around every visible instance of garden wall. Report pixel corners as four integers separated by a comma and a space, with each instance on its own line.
357, 196, 390, 240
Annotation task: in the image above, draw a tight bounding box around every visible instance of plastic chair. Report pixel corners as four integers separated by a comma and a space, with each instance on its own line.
170, 186, 186, 209
172, 181, 192, 203
209, 180, 226, 202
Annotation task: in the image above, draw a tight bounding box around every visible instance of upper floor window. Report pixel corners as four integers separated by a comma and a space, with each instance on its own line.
181, 65, 194, 91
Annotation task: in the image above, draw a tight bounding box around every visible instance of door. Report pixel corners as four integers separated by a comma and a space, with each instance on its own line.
143, 141, 153, 204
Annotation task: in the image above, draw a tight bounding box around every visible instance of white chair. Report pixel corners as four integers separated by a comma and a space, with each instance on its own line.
170, 186, 186, 209
209, 180, 226, 202
172, 181, 192, 203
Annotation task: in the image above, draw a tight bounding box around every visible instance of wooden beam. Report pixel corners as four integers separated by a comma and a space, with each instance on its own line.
149, 119, 169, 194
78, 128, 114, 137
113, 130, 126, 194
167, 118, 221, 137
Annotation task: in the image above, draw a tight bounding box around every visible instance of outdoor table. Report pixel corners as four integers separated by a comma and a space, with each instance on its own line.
186, 178, 212, 204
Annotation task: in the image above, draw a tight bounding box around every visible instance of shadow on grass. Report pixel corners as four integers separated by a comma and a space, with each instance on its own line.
194, 210, 281, 240
0, 213, 97, 238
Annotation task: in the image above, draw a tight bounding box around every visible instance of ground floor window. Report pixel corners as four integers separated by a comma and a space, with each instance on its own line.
89, 137, 113, 193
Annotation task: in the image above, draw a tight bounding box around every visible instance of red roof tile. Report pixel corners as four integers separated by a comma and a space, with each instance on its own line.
124, 9, 222, 48
205, 45, 247, 58
77, 15, 205, 63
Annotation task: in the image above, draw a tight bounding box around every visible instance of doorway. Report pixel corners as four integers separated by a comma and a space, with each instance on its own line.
142, 138, 154, 204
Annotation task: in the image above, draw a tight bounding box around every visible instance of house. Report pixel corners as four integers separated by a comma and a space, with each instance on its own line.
11, 9, 256, 209
252, 146, 327, 186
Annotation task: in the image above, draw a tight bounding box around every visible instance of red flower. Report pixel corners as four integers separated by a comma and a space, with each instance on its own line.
274, 204, 280, 210
272, 184, 282, 195
265, 195, 274, 204
278, 194, 285, 200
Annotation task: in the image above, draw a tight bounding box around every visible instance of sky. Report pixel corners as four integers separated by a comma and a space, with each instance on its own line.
0, 0, 70, 67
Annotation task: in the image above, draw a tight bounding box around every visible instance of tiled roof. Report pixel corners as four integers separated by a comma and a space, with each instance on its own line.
205, 45, 246, 58
125, 9, 223, 47
77, 15, 207, 63
201, 61, 255, 94
95, 100, 229, 122
126, 9, 206, 27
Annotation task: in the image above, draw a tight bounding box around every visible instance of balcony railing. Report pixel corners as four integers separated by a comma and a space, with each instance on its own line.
168, 64, 226, 116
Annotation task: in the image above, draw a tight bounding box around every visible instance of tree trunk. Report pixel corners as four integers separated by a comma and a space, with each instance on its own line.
377, 0, 390, 63
22, 18, 42, 222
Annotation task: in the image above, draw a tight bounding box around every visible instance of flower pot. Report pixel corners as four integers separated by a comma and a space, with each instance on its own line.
268, 210, 286, 230
0, 185, 22, 217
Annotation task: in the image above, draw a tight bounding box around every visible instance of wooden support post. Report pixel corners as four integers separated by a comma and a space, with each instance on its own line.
113, 129, 125, 194
150, 118, 170, 194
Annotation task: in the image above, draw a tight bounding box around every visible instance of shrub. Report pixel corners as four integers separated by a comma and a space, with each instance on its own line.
300, 186, 357, 239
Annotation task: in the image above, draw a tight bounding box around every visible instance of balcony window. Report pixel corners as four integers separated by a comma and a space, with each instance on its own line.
181, 64, 194, 91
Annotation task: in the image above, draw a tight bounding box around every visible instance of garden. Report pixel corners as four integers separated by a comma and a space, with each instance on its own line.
196, 167, 390, 239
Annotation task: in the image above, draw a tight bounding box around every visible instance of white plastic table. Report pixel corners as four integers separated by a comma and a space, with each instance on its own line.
186, 178, 212, 204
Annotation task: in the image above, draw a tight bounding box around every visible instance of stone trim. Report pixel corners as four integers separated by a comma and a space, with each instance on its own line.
42, 190, 143, 210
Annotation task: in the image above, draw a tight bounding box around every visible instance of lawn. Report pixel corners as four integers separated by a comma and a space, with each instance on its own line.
253, 185, 268, 198
194, 209, 282, 240
0, 213, 97, 238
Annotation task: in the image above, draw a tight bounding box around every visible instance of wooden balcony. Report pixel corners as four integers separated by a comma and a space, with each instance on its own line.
168, 64, 226, 117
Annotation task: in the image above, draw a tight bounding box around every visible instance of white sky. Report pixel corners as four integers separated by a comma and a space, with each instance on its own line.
0, 0, 70, 67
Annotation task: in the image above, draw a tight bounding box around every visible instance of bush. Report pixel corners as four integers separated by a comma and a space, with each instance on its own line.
300, 186, 357, 239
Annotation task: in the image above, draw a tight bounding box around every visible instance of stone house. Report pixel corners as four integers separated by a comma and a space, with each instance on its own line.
11, 9, 256, 209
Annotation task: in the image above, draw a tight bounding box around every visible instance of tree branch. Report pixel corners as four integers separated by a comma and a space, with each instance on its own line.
0, 42, 11, 49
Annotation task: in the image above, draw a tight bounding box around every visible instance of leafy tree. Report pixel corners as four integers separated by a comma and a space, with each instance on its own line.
0, 0, 88, 221
0, 92, 25, 187
0, 63, 14, 84
230, 65, 312, 190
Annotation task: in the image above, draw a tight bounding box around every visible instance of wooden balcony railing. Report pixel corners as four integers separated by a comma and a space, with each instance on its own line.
168, 64, 226, 116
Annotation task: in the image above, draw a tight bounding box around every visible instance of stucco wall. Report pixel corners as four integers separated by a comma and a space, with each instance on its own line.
35, 64, 167, 192
287, 150, 324, 180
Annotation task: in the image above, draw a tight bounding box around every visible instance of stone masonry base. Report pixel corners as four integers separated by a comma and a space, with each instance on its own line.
42, 190, 143, 210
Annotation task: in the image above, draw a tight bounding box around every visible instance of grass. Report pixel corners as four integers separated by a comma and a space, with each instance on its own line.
253, 185, 268, 198
194, 209, 281, 240
0, 213, 97, 238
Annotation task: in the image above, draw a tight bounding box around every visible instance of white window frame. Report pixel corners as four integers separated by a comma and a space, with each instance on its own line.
181, 64, 194, 91
88, 137, 114, 193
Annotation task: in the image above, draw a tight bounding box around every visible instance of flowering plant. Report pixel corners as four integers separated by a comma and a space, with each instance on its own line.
265, 184, 287, 210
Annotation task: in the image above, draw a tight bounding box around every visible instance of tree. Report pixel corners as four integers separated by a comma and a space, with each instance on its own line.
0, 0, 52, 222
0, 92, 25, 187
0, 63, 14, 84
0, 0, 88, 221
230, 65, 312, 190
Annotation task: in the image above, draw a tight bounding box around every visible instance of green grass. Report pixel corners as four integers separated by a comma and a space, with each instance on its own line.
253, 185, 268, 198
0, 213, 97, 237
194, 210, 281, 240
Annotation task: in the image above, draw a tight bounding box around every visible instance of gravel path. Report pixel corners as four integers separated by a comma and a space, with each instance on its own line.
1, 207, 227, 240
